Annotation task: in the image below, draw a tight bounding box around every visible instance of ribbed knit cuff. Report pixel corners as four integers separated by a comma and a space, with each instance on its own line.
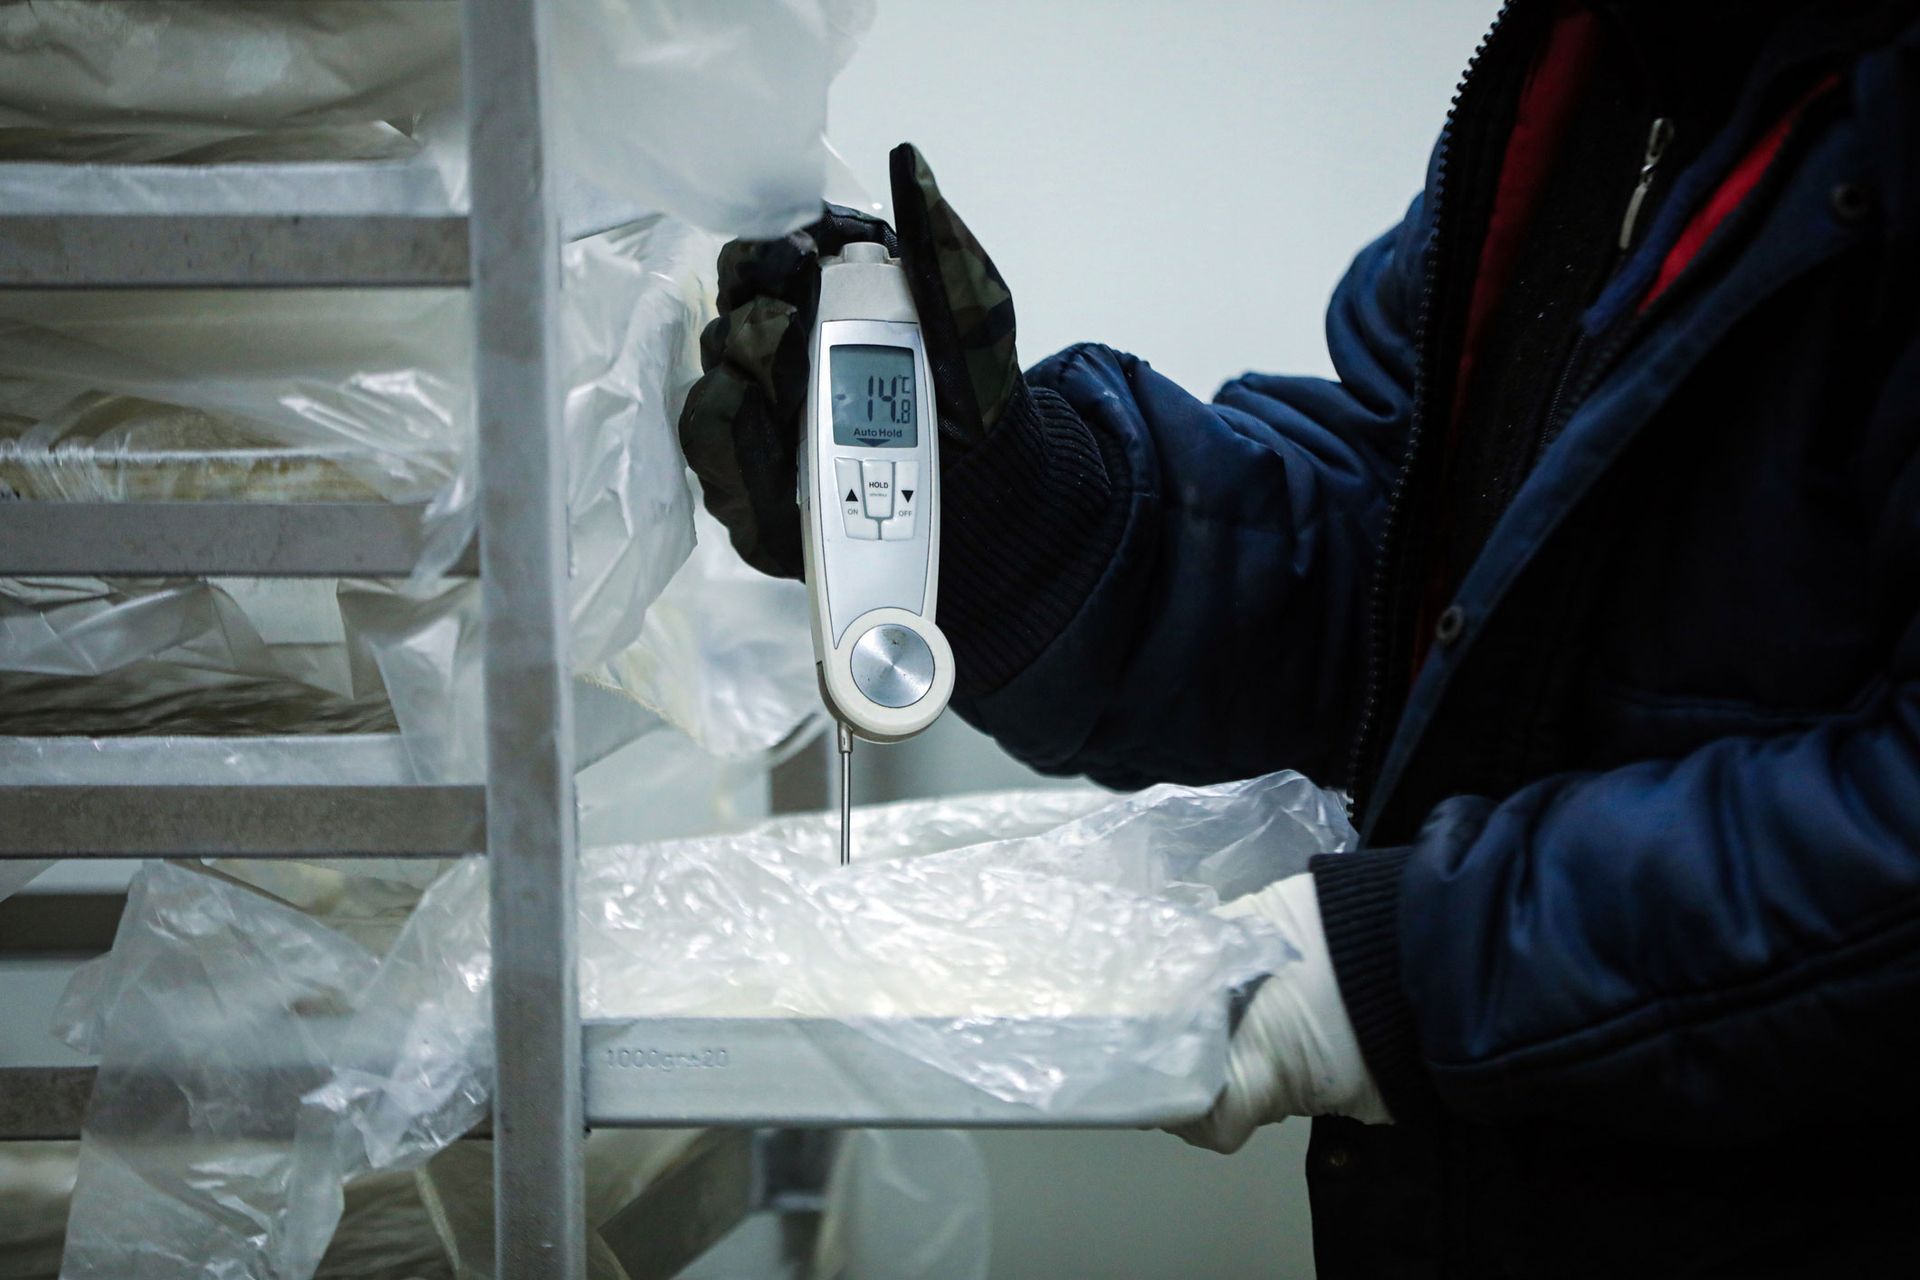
939, 379, 1127, 697
1311, 847, 1433, 1122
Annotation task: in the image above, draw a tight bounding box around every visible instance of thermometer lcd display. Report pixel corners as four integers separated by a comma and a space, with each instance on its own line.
830, 344, 918, 448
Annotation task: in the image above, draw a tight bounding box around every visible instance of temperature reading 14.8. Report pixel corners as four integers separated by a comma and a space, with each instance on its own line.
864, 374, 915, 424
830, 344, 918, 448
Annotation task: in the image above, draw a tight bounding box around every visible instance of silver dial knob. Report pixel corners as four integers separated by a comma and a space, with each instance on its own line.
849, 623, 934, 708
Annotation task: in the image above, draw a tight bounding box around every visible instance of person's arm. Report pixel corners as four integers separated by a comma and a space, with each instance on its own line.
1178, 400, 1920, 1151
947, 204, 1425, 789
1315, 598, 1920, 1141
679, 144, 1427, 790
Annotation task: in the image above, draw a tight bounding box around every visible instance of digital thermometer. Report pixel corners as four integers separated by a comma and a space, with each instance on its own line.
800, 241, 955, 861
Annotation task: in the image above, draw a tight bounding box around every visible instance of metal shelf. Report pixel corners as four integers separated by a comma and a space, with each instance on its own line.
0, 1067, 92, 1143
0, 784, 485, 859
0, 2, 596, 1274
0, 158, 462, 222
584, 1016, 1222, 1130
0, 147, 471, 291
0, 733, 423, 785
0, 501, 477, 577
0, 212, 470, 288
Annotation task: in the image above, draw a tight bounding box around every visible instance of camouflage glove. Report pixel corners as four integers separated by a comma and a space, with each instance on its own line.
678, 143, 1020, 579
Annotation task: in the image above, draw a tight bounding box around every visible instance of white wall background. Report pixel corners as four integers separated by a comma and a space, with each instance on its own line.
828, 2, 1491, 1276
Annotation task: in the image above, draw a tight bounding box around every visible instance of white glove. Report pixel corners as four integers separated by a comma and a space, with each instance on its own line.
1172, 873, 1392, 1153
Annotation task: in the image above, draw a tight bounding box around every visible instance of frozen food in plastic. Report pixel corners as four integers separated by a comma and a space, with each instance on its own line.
0, 2, 461, 160
0, 216, 734, 773
53, 774, 1351, 1277
0, 1, 874, 239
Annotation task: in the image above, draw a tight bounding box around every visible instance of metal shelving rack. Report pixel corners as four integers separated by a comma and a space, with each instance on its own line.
0, 3, 1227, 1271
0, 0, 593, 1275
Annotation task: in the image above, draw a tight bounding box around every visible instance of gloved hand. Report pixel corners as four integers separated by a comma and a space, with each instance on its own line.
677, 142, 1022, 579
1172, 874, 1393, 1154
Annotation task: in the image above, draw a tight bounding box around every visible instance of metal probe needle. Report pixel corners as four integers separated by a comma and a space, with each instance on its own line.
838, 720, 853, 866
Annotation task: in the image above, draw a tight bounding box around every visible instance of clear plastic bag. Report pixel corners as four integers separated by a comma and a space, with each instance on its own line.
594, 509, 820, 760
0, 0, 873, 239
411, 1131, 704, 1280
0, 289, 471, 525
53, 862, 385, 1280
0, 1142, 539, 1280
0, 1131, 993, 1280
0, 1144, 73, 1280
0, 212, 709, 594
813, 1131, 991, 1280
51, 772, 1349, 1278
563, 773, 1344, 1112
0, 215, 727, 776
0, 2, 463, 159
550, 0, 877, 236
320, 774, 1343, 1153
0, 0, 861, 771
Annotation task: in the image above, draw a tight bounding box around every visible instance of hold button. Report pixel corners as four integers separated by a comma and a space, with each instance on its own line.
862, 460, 894, 520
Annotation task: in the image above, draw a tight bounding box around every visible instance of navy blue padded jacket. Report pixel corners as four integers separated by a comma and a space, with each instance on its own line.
934, 3, 1920, 1274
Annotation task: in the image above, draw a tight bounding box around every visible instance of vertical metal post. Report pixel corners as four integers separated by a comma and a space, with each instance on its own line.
461, 0, 585, 1276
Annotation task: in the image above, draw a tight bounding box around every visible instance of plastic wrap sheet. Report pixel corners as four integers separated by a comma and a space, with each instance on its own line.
0, 1142, 570, 1280
550, 0, 877, 236
0, 1144, 73, 1280
52, 862, 385, 1280
0, 576, 411, 739
0, 211, 711, 591
564, 773, 1348, 1111
0, 1, 873, 239
556, 218, 712, 670
0, 665, 791, 912
813, 1132, 990, 1280
42, 867, 687, 1280
411, 1132, 704, 1280
0, 2, 462, 162
0, 415, 391, 503
52, 774, 1349, 1277
575, 718, 787, 848
322, 776, 1341, 1156
0, 287, 469, 533
0, 215, 744, 774
594, 508, 820, 760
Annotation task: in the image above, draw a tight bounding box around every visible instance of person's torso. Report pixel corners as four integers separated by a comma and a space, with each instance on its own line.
1348, 0, 1916, 843
1319, 1, 1920, 1275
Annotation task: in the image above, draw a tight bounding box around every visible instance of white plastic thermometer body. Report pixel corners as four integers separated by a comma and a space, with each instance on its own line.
801, 242, 955, 756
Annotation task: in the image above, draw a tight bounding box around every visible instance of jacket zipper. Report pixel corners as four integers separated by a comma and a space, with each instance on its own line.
1616, 116, 1675, 250
1539, 93, 1832, 453
1343, 0, 1525, 820
1343, 14, 1842, 827
1538, 115, 1673, 456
